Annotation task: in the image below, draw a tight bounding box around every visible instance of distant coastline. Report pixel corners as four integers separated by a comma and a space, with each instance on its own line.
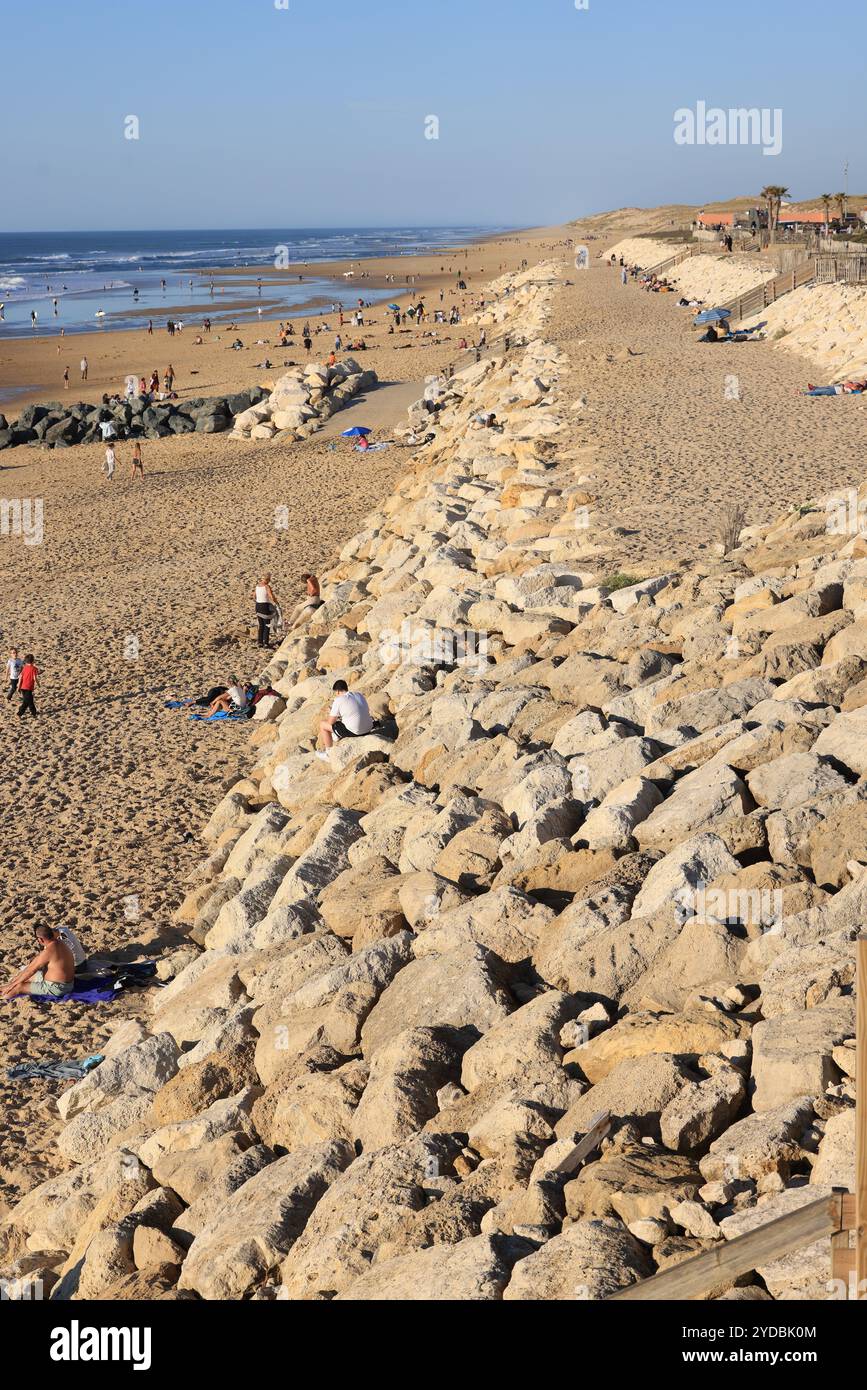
0, 226, 511, 341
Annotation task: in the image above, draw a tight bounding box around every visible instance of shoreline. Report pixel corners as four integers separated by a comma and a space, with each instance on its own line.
0, 222, 569, 414
0, 225, 561, 415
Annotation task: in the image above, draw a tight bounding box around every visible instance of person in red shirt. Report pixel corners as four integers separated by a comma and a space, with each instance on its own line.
17, 654, 38, 718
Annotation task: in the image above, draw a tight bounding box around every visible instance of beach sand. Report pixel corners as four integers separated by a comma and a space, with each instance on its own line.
0, 226, 567, 416
3, 218, 866, 1217
0, 225, 569, 1213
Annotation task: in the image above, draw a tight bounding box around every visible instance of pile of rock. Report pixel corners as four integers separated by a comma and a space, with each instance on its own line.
744, 282, 867, 380
1, 264, 860, 1303
0, 390, 269, 452
231, 358, 378, 443
464, 262, 562, 342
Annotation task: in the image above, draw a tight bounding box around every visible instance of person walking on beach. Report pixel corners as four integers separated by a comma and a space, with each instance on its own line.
5, 649, 23, 701
16, 655, 38, 718
131, 441, 144, 480
80, 356, 88, 381
63, 366, 69, 389
621, 266, 628, 286
102, 444, 116, 482
165, 364, 175, 392
147, 319, 153, 335
31, 310, 37, 328
252, 573, 278, 648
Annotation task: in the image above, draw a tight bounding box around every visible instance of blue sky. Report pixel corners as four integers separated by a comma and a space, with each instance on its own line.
1, 0, 863, 230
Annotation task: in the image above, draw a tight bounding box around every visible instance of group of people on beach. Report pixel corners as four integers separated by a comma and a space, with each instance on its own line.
252, 572, 322, 648
102, 440, 145, 481
248, 572, 374, 757
5, 649, 39, 718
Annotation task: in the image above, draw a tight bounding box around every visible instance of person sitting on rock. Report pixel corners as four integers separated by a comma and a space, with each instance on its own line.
1, 926, 75, 1000
316, 679, 373, 760
287, 573, 323, 629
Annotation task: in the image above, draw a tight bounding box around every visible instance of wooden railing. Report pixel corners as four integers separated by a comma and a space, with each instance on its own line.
607, 935, 866, 1302
608, 1193, 853, 1301
721, 259, 817, 322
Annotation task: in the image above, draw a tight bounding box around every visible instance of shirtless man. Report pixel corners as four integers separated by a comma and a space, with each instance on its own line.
2, 926, 75, 999
287, 573, 322, 629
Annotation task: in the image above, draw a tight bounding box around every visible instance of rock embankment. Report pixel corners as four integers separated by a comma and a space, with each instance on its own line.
0, 357, 377, 453
744, 282, 867, 381
231, 358, 378, 443
0, 390, 268, 452
0, 261, 860, 1303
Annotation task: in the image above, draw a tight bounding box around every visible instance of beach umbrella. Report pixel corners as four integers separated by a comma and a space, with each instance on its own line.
341, 426, 372, 437
693, 307, 732, 326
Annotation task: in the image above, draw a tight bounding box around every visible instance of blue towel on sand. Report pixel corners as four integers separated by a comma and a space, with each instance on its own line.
8, 1054, 105, 1080
24, 979, 120, 1005
188, 710, 247, 723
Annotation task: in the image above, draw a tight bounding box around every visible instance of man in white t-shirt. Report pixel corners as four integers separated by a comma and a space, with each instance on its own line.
102, 445, 115, 480
316, 679, 373, 760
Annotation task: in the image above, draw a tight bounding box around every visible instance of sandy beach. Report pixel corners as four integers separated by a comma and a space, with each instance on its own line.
0, 224, 568, 1211
0, 227, 566, 417
2, 217, 865, 1255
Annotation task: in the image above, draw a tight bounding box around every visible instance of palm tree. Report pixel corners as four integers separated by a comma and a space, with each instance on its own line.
834, 192, 848, 225
821, 193, 832, 232
760, 185, 790, 237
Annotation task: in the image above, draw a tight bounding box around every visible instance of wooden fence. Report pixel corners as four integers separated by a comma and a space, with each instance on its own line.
720, 259, 817, 322
607, 935, 866, 1302
816, 255, 867, 284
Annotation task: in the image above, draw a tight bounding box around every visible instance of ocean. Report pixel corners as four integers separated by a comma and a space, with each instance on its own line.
0, 227, 496, 340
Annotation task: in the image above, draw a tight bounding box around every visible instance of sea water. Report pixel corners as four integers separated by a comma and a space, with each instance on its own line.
0, 227, 495, 339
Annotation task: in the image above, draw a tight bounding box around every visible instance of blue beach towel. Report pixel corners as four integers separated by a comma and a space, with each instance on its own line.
188, 710, 248, 723
23, 978, 121, 1005
7, 1054, 105, 1081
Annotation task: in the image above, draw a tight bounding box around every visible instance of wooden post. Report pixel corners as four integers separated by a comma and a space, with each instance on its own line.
857, 935, 867, 1293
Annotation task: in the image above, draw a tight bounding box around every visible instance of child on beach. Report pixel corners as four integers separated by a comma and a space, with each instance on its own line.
103, 444, 116, 481
17, 655, 38, 718
5, 649, 23, 701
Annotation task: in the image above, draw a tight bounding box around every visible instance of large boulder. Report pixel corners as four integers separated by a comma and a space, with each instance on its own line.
503, 1217, 651, 1300
178, 1140, 354, 1298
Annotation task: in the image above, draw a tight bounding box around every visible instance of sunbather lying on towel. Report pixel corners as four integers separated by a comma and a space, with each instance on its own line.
803, 380, 867, 396
2, 926, 75, 999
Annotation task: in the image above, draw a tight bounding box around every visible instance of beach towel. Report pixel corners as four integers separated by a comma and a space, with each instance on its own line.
355, 442, 390, 452
7, 1053, 104, 1081
164, 698, 195, 709
188, 710, 248, 723
22, 977, 120, 1005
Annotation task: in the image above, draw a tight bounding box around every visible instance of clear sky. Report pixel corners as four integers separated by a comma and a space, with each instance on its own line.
1, 0, 863, 231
